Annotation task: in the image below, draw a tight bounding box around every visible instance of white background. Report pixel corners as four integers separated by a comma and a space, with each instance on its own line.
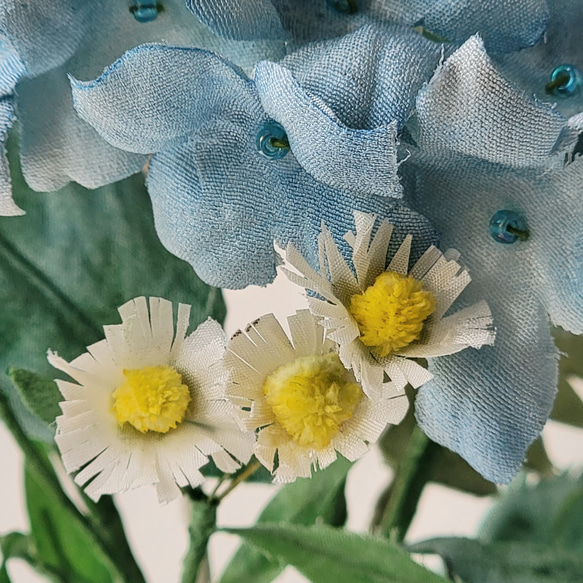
2, 275, 583, 582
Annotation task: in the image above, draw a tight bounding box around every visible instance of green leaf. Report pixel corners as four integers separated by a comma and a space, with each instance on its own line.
181, 495, 217, 583
0, 532, 32, 583
220, 457, 351, 583
379, 425, 439, 541
25, 463, 115, 583
1, 137, 225, 439
552, 481, 583, 552
226, 524, 448, 583
479, 473, 582, 546
410, 538, 583, 583
0, 565, 11, 583
551, 328, 583, 428
7, 368, 61, 428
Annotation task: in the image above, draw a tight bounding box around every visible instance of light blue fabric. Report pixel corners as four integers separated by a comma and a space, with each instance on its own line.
147, 136, 437, 288
278, 25, 443, 131
186, 0, 547, 53
494, 0, 583, 119
0, 96, 21, 216
402, 36, 583, 483
71, 37, 439, 288
0, 0, 285, 211
0, 43, 26, 215
72, 27, 440, 197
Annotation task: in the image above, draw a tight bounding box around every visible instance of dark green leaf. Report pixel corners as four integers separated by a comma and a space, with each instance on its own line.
0, 532, 33, 583
25, 463, 115, 583
0, 565, 10, 583
7, 368, 61, 428
220, 457, 351, 583
1, 137, 225, 439
181, 496, 217, 583
227, 524, 448, 583
410, 538, 583, 583
479, 473, 582, 545
0, 532, 31, 562
553, 482, 583, 552
551, 328, 583, 428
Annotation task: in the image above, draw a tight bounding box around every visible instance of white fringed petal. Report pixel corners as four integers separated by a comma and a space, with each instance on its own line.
49, 296, 251, 503
279, 212, 495, 397
225, 310, 407, 482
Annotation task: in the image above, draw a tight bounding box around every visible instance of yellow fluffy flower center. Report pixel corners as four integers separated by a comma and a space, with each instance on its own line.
263, 353, 362, 450
348, 271, 436, 356
112, 365, 191, 434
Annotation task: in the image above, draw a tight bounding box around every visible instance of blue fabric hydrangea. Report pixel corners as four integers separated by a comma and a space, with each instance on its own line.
0, 0, 285, 215
70, 25, 441, 288
402, 35, 583, 483
186, 0, 548, 54
493, 0, 583, 119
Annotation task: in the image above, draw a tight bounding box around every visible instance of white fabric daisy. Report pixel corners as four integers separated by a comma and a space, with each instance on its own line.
48, 296, 253, 503
280, 212, 495, 397
224, 310, 408, 483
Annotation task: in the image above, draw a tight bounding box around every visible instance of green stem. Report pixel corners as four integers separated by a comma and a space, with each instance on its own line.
213, 460, 262, 503
181, 491, 217, 583
378, 425, 439, 542
0, 391, 145, 583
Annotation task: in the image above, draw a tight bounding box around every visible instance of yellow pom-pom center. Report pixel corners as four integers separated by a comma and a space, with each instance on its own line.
349, 271, 436, 356
112, 365, 191, 433
263, 353, 362, 450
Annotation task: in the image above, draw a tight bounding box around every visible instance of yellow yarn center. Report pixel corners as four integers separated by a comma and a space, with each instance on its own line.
263, 353, 362, 449
349, 271, 436, 356
112, 365, 191, 433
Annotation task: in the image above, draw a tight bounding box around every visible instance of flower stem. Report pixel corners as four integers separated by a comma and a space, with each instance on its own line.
0, 391, 146, 583
377, 425, 439, 542
181, 491, 217, 583
213, 460, 262, 503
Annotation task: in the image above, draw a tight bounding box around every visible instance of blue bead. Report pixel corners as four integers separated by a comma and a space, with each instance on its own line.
548, 64, 582, 97
326, 0, 358, 14
489, 210, 528, 244
256, 121, 290, 160
131, 1, 159, 23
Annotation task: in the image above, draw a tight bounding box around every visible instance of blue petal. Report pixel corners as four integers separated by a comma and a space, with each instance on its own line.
186, 0, 286, 41
255, 60, 402, 198
186, 0, 391, 45
416, 308, 557, 484
494, 0, 583, 119
0, 96, 23, 216
147, 127, 437, 289
380, 0, 548, 53
186, 0, 546, 53
72, 44, 261, 154
0, 41, 26, 96
0, 0, 92, 77
16, 0, 284, 192
17, 69, 147, 192
66, 0, 284, 80
403, 148, 583, 481
413, 36, 573, 168
280, 25, 443, 130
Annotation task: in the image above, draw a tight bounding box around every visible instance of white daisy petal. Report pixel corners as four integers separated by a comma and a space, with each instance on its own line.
321, 226, 360, 302
409, 246, 443, 280
171, 302, 192, 358
386, 234, 412, 275
50, 297, 251, 503
226, 310, 404, 483
280, 211, 494, 398
361, 219, 394, 289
